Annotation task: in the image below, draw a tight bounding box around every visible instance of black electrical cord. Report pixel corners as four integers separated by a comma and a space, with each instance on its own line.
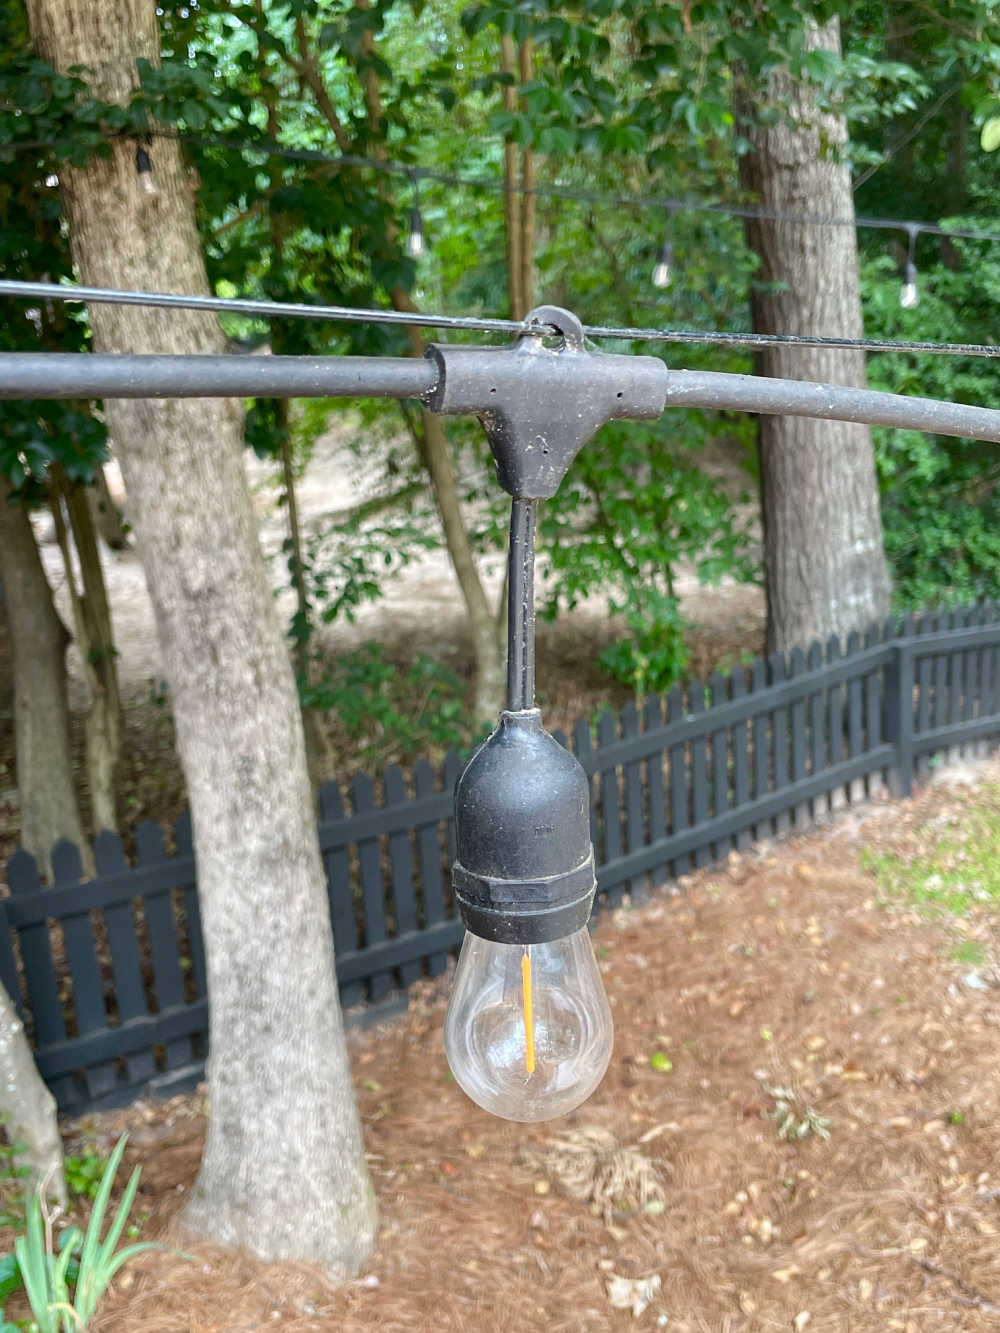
13, 127, 1000, 247
2, 278, 999, 360
507, 500, 537, 712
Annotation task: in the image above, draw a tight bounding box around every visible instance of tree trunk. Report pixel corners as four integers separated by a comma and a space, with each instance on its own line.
0, 481, 87, 879
49, 468, 122, 834
391, 296, 506, 722
0, 982, 66, 1208
737, 18, 892, 655
87, 463, 129, 551
27, 0, 376, 1273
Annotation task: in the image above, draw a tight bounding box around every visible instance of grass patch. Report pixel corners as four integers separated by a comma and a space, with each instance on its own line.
862, 782, 1000, 920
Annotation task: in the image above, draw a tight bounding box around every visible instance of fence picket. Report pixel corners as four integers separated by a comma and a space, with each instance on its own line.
8, 850, 77, 1107
93, 831, 157, 1090
825, 636, 845, 808
709, 672, 731, 860
620, 702, 647, 902
643, 696, 669, 886
384, 767, 421, 988
413, 759, 450, 978
351, 774, 391, 1002
597, 711, 624, 905
769, 653, 791, 834
789, 649, 809, 827
807, 642, 826, 820
915, 615, 933, 777
688, 684, 710, 867
135, 822, 193, 1071
175, 812, 206, 1003
730, 668, 750, 850
750, 660, 770, 842
666, 687, 689, 878
51, 841, 118, 1100
319, 780, 362, 1009
864, 625, 884, 796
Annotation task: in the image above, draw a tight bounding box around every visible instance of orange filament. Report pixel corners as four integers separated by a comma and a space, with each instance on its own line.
521, 949, 535, 1074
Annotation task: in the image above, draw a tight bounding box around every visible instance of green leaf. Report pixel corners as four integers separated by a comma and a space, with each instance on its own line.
981, 115, 1000, 152
649, 1052, 673, 1072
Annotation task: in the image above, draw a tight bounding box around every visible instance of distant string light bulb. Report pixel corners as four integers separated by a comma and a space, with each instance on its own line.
900, 225, 920, 309
406, 171, 426, 259
134, 142, 158, 198
652, 206, 676, 289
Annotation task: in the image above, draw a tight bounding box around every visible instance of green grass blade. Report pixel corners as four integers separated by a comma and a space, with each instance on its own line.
96, 1166, 141, 1271
75, 1135, 128, 1310
14, 1227, 53, 1333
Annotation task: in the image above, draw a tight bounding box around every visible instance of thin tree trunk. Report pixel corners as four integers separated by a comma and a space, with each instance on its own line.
0, 982, 66, 1207
50, 468, 122, 834
0, 481, 87, 879
27, 0, 375, 1273
737, 18, 891, 654
353, 20, 505, 719
519, 39, 536, 315
87, 463, 129, 550
501, 34, 524, 319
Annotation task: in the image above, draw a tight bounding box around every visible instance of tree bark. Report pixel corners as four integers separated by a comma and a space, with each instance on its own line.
27, 0, 376, 1273
49, 468, 122, 834
0, 983, 66, 1208
87, 463, 129, 551
738, 18, 892, 655
0, 481, 87, 879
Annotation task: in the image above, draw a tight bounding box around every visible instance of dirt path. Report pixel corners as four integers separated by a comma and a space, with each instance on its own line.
20, 757, 996, 1333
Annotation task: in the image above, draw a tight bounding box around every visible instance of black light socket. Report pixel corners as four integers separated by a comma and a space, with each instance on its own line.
451, 709, 596, 944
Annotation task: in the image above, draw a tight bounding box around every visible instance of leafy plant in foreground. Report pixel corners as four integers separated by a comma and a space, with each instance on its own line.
15, 1135, 160, 1332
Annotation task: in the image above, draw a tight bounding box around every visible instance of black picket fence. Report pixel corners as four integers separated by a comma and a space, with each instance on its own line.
4, 606, 1000, 1112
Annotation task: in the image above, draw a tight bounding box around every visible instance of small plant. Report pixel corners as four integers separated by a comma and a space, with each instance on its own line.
15, 1135, 161, 1332
63, 1148, 106, 1203
761, 1084, 832, 1142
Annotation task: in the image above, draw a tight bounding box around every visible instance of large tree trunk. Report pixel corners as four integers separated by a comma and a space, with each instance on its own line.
27, 0, 376, 1273
738, 18, 891, 655
0, 982, 65, 1208
0, 481, 87, 879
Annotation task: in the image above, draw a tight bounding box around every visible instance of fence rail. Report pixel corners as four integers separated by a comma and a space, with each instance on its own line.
4, 605, 1000, 1111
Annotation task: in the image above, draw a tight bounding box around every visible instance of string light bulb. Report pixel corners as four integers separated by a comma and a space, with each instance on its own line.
135, 142, 158, 198
900, 225, 920, 309
652, 206, 676, 289
406, 171, 426, 259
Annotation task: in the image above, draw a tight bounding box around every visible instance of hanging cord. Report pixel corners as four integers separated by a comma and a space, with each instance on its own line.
506, 499, 537, 712
2, 279, 1000, 359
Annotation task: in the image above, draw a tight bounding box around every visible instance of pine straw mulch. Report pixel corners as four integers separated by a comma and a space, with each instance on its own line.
33, 758, 1000, 1333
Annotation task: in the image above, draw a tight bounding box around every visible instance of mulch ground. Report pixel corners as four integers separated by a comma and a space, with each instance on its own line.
12, 759, 1000, 1333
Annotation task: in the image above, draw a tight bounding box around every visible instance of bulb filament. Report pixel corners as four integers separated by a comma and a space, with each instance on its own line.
521, 949, 535, 1074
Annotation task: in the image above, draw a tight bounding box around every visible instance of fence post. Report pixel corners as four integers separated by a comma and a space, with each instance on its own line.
885, 640, 915, 796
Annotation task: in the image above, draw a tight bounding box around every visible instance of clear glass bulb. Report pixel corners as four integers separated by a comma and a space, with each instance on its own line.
444, 927, 613, 1122
899, 279, 918, 309
652, 259, 671, 289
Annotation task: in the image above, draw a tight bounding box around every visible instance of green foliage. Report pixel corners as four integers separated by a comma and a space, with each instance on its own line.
62, 1150, 107, 1205
301, 643, 469, 767
14, 1135, 160, 1333
861, 241, 1000, 608
541, 414, 757, 695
